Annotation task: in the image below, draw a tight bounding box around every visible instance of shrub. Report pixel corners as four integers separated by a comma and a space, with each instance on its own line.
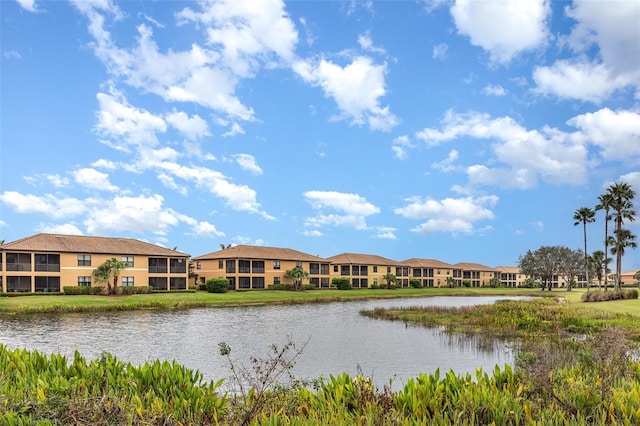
410, 279, 422, 289
63, 286, 103, 295
332, 277, 352, 290
120, 286, 151, 295
198, 283, 208, 291
462, 280, 471, 288
581, 289, 639, 303
206, 277, 229, 293
370, 283, 380, 289
269, 284, 294, 291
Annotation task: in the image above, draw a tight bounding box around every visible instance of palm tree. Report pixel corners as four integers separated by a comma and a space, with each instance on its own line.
383, 273, 397, 289
610, 229, 637, 288
596, 193, 613, 289
92, 257, 128, 295
284, 266, 309, 291
445, 276, 456, 288
573, 207, 596, 290
606, 182, 636, 291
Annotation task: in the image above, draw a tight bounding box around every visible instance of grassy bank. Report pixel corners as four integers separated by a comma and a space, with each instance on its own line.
0, 287, 541, 315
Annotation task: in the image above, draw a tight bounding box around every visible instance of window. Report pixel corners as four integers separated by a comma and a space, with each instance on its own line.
196, 261, 202, 270
273, 277, 281, 285
35, 254, 60, 272
352, 278, 360, 288
321, 264, 329, 275
170, 258, 186, 273
310, 277, 319, 287
373, 266, 378, 273
361, 278, 368, 288
320, 277, 330, 288
122, 277, 134, 287
310, 263, 320, 275
387, 267, 391, 273
218, 260, 224, 269
238, 277, 251, 289
149, 258, 168, 273
170, 277, 186, 290
77, 255, 91, 267
226, 277, 236, 291
78, 276, 92, 287
373, 278, 378, 286
6, 253, 32, 271
238, 260, 250, 273
437, 269, 441, 275
252, 277, 265, 289
360, 266, 368, 276
226, 260, 236, 273
413, 268, 422, 277
352, 265, 359, 276
252, 260, 265, 273
7, 276, 31, 292
341, 265, 350, 276
333, 265, 338, 273
273, 261, 281, 270
121, 256, 134, 267
149, 277, 168, 290
35, 277, 60, 293
296, 261, 302, 268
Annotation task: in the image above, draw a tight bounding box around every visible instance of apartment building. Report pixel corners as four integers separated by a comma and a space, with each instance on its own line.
495, 266, 527, 288
0, 233, 190, 293
402, 258, 462, 287
621, 270, 639, 286
452, 262, 499, 287
325, 253, 403, 288
191, 245, 330, 290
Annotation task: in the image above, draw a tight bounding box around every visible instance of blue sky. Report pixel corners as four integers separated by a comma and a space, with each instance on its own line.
1, 0, 639, 270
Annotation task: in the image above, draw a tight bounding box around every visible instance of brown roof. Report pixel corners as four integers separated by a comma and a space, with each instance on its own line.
402, 258, 455, 268
0, 233, 189, 257
495, 265, 520, 273
192, 245, 324, 262
325, 253, 401, 266
453, 262, 498, 272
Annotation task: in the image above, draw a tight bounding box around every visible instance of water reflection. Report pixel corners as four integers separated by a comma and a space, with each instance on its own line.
0, 296, 525, 391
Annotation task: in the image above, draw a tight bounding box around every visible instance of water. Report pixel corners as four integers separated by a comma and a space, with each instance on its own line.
0, 296, 522, 390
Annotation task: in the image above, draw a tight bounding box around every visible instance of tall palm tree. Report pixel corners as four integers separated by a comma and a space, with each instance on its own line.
607, 182, 637, 291
93, 257, 128, 295
573, 207, 596, 290
610, 229, 637, 287
596, 193, 613, 289
589, 250, 608, 290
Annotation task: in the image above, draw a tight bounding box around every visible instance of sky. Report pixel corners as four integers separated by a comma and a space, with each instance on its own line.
1, 0, 639, 271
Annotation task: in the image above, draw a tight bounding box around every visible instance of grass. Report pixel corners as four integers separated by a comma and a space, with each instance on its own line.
0, 287, 541, 315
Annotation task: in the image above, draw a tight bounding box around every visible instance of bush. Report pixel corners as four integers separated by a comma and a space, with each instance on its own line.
581, 289, 639, 303
119, 286, 151, 295
269, 284, 294, 291
63, 286, 103, 295
370, 283, 380, 289
206, 278, 229, 293
332, 277, 352, 290
410, 279, 422, 289
462, 280, 471, 288
198, 283, 208, 291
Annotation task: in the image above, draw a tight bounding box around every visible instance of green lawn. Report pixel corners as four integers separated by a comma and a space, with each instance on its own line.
2, 286, 639, 316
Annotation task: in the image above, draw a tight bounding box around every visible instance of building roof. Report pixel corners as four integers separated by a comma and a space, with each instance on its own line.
192, 245, 324, 262
453, 262, 499, 272
402, 258, 455, 268
0, 233, 189, 257
494, 265, 520, 273
325, 253, 401, 266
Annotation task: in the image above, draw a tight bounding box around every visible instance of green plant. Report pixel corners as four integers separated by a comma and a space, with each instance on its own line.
206, 277, 229, 293
331, 277, 351, 290
410, 279, 422, 288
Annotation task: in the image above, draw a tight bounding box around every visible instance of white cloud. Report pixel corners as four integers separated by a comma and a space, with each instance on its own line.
392, 135, 414, 160
0, 191, 87, 219
533, 60, 634, 103
416, 110, 588, 188
374, 226, 397, 240
432, 43, 448, 60
4, 50, 21, 59
482, 84, 507, 97
190, 221, 225, 238
45, 174, 70, 188
165, 110, 210, 140
304, 190, 379, 230
91, 159, 117, 170
16, 0, 38, 12
73, 168, 119, 192
431, 149, 460, 172
530, 220, 544, 231
358, 32, 386, 55
567, 108, 640, 163
450, 0, 550, 64
394, 195, 498, 235
293, 56, 398, 131
302, 229, 323, 237
235, 154, 263, 175
620, 171, 640, 195
36, 223, 84, 235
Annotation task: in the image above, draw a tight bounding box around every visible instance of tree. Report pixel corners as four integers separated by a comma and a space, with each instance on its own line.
596, 193, 613, 289
589, 250, 610, 291
383, 273, 397, 289
220, 244, 232, 250
92, 257, 128, 295
606, 182, 637, 291
634, 271, 640, 287
573, 207, 596, 291
445, 276, 456, 288
518, 246, 566, 291
284, 266, 309, 291
558, 247, 584, 292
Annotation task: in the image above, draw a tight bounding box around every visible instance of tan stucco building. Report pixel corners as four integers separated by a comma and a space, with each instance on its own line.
0, 233, 189, 293
402, 258, 462, 287
325, 253, 403, 288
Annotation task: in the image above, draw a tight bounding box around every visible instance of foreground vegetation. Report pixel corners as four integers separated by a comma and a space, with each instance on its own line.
4, 295, 640, 424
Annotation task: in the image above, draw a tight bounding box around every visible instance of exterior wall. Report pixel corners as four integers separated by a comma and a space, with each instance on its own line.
330, 263, 398, 288
1, 250, 189, 293
409, 267, 461, 287
193, 258, 331, 290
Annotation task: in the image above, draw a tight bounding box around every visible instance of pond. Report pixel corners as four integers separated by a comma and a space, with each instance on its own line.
0, 296, 524, 391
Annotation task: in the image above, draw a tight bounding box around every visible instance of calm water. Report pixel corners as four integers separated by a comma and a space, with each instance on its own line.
0, 296, 522, 391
